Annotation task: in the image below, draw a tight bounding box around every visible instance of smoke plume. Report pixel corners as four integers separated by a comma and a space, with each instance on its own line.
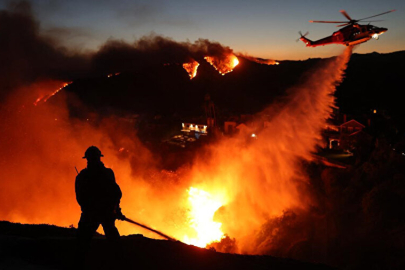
92, 35, 237, 75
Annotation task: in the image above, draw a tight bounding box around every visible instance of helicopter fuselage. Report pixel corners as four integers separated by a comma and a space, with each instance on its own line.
301, 24, 388, 47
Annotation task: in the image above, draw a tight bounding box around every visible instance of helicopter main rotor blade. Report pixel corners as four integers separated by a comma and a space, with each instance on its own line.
357, 9, 396, 21
340, 10, 353, 21
361, 20, 384, 23
336, 20, 383, 26
310, 20, 348, 23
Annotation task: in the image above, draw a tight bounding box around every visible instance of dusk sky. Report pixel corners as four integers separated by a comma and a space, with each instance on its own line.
1, 0, 404, 60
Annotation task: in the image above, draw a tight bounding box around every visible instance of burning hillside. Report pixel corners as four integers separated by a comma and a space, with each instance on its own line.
182, 53, 240, 79
183, 60, 200, 79
2, 3, 405, 270
33, 82, 71, 106
204, 54, 239, 76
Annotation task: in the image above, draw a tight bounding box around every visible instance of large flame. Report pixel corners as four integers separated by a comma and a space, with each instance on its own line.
183, 187, 227, 247
183, 60, 200, 79
204, 54, 239, 75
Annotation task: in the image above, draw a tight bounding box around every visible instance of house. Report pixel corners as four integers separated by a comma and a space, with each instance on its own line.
324, 119, 369, 150
340, 119, 365, 135
181, 123, 208, 138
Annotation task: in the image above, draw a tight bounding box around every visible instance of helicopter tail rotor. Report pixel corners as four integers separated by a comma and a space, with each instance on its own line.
296, 31, 309, 42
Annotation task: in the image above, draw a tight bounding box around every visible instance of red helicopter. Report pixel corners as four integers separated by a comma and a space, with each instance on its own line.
299, 10, 395, 47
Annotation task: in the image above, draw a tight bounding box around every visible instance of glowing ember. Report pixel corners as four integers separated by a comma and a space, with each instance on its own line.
183, 187, 226, 247
107, 72, 120, 78
33, 82, 71, 106
204, 54, 239, 75
183, 60, 200, 79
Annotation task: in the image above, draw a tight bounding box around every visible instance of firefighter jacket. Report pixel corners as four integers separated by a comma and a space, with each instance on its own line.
75, 162, 122, 217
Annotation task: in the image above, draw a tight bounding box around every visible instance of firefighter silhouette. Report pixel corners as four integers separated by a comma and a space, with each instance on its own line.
75, 146, 124, 252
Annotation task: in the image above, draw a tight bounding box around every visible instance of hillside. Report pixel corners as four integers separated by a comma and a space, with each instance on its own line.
58, 51, 405, 122
0, 221, 334, 270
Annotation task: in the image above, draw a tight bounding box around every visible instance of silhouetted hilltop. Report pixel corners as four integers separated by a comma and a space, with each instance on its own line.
60, 50, 405, 123
337, 50, 405, 117
0, 221, 334, 270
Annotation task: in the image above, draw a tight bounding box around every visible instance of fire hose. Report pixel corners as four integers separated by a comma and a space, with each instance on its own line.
120, 216, 177, 242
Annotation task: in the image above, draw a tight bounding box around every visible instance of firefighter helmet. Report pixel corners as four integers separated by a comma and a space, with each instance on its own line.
82, 146, 104, 159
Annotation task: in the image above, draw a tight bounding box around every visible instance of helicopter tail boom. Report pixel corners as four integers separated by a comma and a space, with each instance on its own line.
299, 35, 314, 47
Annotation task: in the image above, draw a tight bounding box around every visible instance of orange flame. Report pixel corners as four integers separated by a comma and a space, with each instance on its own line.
33, 82, 71, 106
204, 54, 239, 75
183, 60, 200, 79
182, 187, 227, 247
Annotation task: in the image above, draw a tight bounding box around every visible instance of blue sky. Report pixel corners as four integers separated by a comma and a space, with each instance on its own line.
1, 0, 404, 60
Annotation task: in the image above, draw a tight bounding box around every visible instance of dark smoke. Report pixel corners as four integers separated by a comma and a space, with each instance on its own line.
0, 1, 237, 102
92, 35, 235, 74
0, 1, 89, 101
